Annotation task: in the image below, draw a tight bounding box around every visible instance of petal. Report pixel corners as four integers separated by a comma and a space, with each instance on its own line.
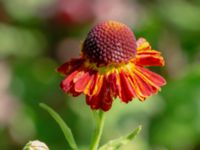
86, 76, 105, 110
86, 95, 101, 110
131, 66, 166, 100
74, 71, 92, 93
136, 38, 165, 66
128, 73, 146, 101
83, 73, 95, 95
131, 73, 153, 99
100, 77, 113, 111
101, 93, 112, 111
60, 70, 79, 92
135, 50, 165, 66
119, 70, 136, 103
136, 38, 151, 51
57, 58, 85, 75
107, 71, 121, 98
136, 65, 166, 87
90, 74, 104, 96
69, 84, 81, 97
86, 77, 113, 111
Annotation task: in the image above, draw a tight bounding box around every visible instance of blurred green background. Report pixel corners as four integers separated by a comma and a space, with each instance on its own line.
0, 0, 200, 149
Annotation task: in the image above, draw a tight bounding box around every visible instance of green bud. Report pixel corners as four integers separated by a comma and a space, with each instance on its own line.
23, 140, 49, 150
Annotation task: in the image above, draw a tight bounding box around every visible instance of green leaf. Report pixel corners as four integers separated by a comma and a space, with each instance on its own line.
99, 125, 142, 150
39, 103, 78, 150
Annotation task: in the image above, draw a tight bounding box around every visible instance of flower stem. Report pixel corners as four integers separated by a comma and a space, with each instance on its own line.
90, 110, 105, 150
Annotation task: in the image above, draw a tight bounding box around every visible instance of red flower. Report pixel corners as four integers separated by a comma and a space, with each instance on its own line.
57, 20, 166, 111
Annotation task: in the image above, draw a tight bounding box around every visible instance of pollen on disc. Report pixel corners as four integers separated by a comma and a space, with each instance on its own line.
82, 20, 137, 65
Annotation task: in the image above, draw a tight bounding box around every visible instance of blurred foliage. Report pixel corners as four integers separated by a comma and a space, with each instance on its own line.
0, 0, 200, 150
150, 65, 200, 150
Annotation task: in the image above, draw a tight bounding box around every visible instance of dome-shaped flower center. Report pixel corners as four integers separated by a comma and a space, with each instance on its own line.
82, 20, 137, 66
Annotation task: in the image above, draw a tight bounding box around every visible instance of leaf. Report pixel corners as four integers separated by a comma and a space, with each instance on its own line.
39, 103, 78, 150
99, 125, 142, 150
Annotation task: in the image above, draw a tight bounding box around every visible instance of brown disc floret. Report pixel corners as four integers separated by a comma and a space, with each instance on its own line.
82, 20, 137, 66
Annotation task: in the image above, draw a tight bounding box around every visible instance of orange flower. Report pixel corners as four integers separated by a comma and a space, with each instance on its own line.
57, 20, 166, 111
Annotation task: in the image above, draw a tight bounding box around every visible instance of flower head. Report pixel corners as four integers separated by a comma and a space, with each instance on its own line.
58, 20, 166, 111
82, 21, 136, 65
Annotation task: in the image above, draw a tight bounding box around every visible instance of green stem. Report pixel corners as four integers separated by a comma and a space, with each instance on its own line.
90, 110, 105, 150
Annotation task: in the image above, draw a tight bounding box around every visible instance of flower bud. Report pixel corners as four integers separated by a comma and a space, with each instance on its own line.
23, 140, 49, 150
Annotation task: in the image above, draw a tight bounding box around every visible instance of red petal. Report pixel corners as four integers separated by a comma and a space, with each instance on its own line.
90, 74, 104, 96
57, 58, 85, 75
136, 38, 151, 51
100, 77, 113, 111
69, 84, 81, 97
131, 73, 153, 98
86, 95, 101, 110
135, 50, 165, 66
86, 77, 113, 111
74, 71, 92, 93
85, 71, 103, 96
119, 70, 136, 103
137, 50, 161, 55
136, 38, 165, 67
136, 66, 166, 87
86, 76, 105, 110
60, 70, 79, 92
101, 95, 112, 111
107, 71, 121, 97
87, 72, 98, 96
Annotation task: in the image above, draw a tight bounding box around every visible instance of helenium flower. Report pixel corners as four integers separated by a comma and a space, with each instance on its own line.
58, 20, 166, 111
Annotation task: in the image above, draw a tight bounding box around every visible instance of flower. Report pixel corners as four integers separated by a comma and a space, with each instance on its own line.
23, 140, 49, 150
57, 20, 166, 111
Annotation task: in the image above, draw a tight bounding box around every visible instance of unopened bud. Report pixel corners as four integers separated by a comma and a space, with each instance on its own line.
23, 140, 49, 150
